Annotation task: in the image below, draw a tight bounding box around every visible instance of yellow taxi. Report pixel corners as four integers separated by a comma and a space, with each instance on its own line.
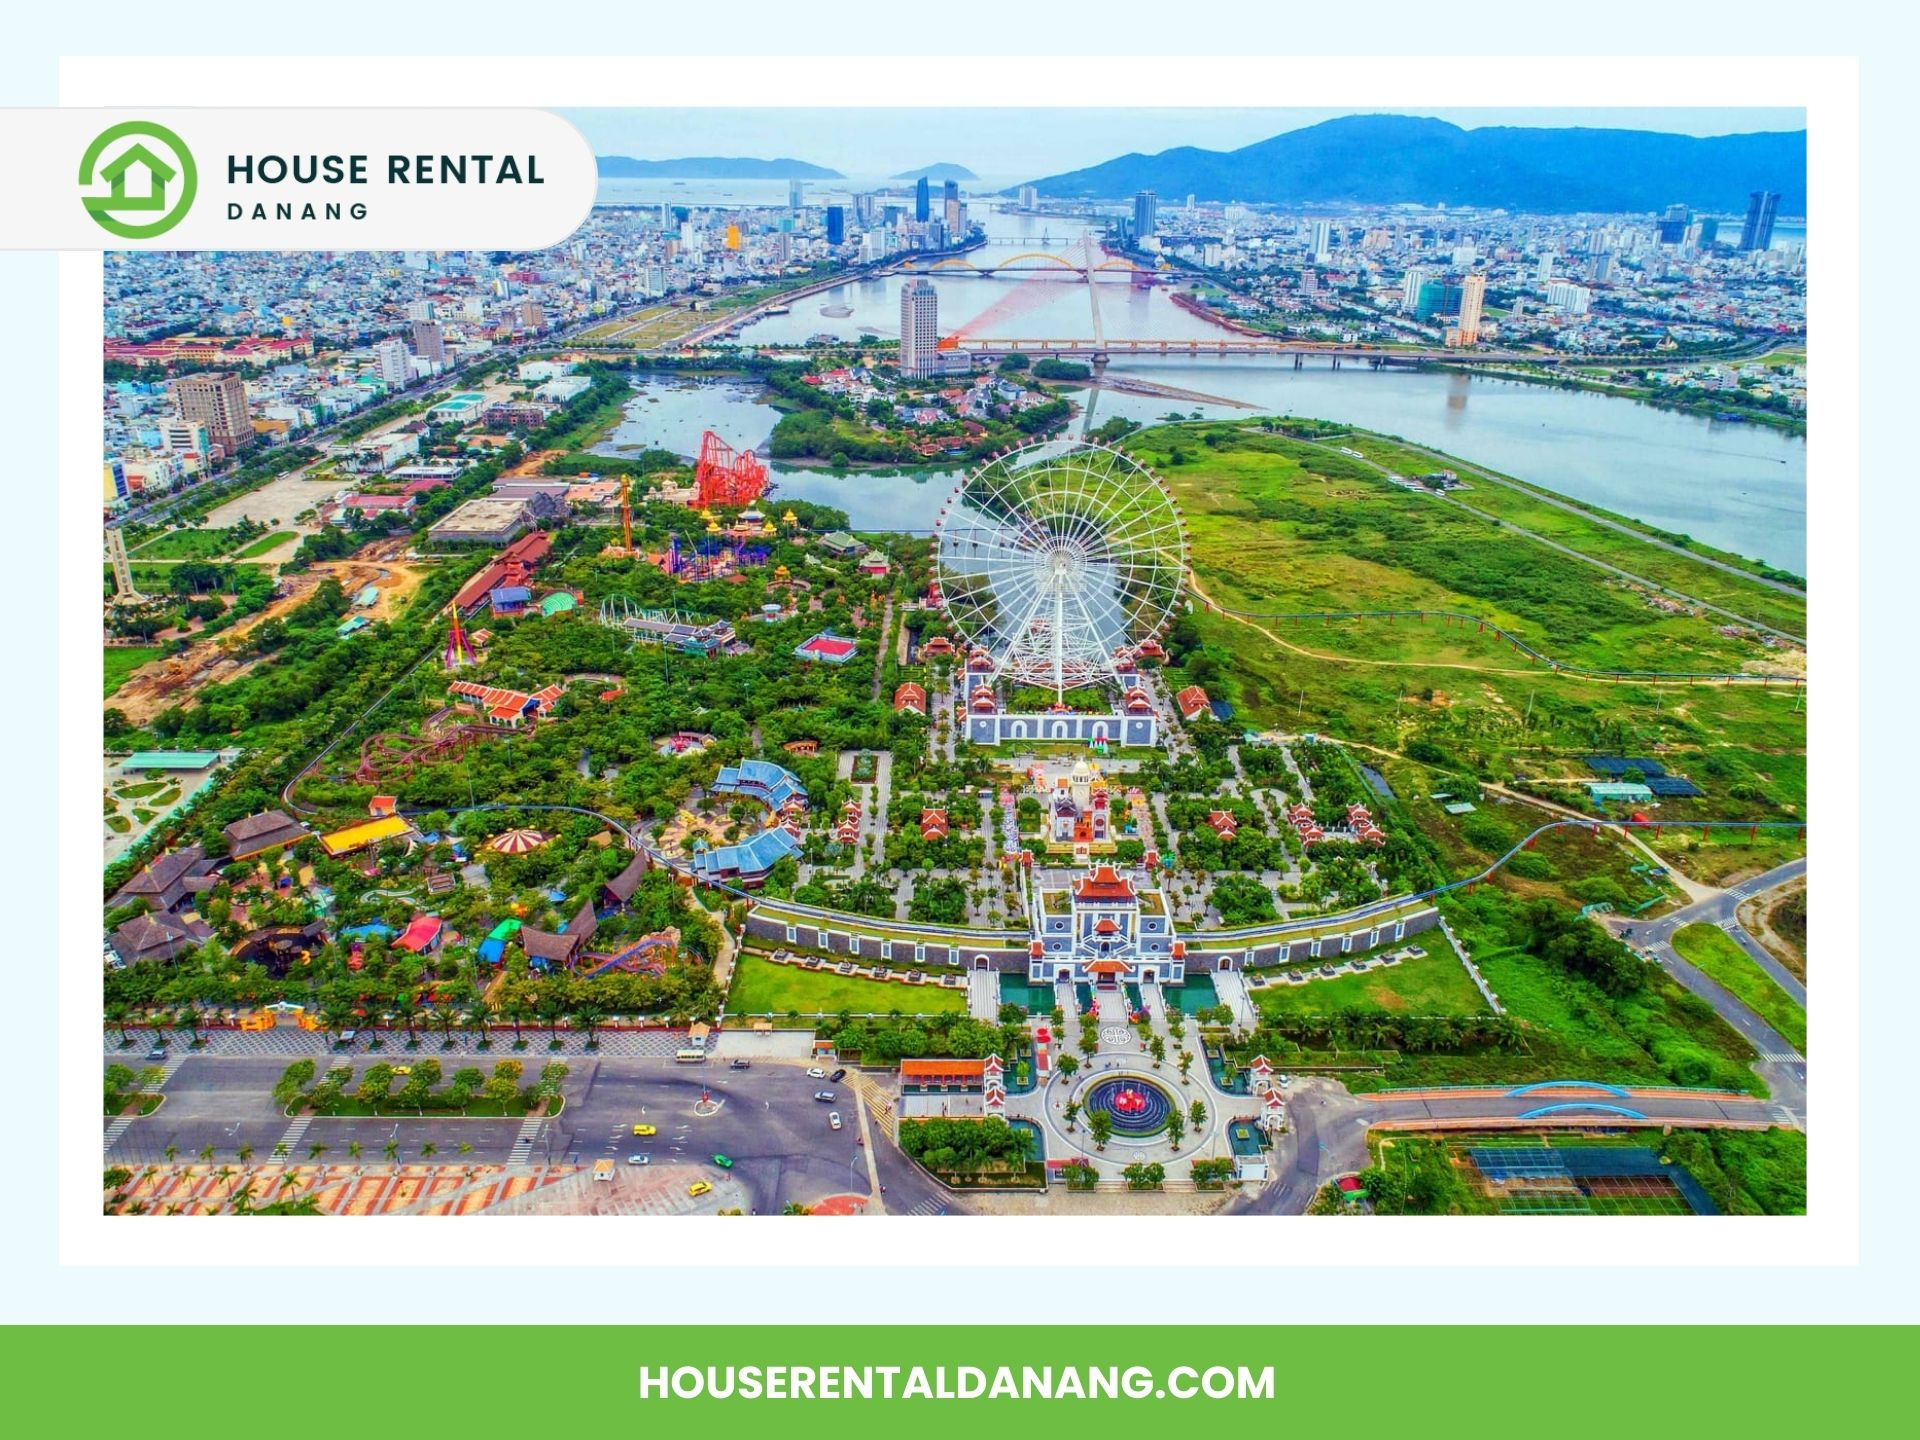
688, 1181, 712, 1198
391, 1065, 412, 1076
632, 1123, 656, 1137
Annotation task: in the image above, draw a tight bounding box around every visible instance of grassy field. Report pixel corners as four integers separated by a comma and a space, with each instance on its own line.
1336, 433, 1807, 618
230, 531, 297, 560
728, 953, 967, 1017
129, 528, 239, 561
104, 645, 165, 697
1253, 952, 1489, 1018
1671, 922, 1806, 1054
1120, 422, 1807, 891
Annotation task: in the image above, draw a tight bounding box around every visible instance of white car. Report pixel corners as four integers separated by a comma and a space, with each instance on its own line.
806, 1067, 827, 1079
828, 1112, 843, 1131
627, 1154, 651, 1166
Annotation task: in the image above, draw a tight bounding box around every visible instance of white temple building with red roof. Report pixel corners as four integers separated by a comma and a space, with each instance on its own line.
1025, 861, 1185, 986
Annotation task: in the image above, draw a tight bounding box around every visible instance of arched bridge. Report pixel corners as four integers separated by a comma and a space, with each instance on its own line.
897, 250, 1162, 280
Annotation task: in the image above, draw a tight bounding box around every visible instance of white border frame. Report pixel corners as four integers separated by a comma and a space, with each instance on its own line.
58, 55, 1858, 1277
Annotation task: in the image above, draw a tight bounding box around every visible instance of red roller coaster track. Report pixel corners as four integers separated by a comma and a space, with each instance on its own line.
694, 429, 769, 508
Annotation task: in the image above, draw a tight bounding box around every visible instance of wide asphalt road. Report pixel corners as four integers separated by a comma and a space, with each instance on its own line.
104, 1053, 961, 1217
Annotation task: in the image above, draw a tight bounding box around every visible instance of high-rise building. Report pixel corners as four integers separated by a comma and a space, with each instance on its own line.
168, 372, 251, 459
915, 175, 930, 223
1401, 267, 1429, 310
411, 318, 447, 367
899, 277, 939, 378
1696, 216, 1720, 248
1133, 190, 1158, 241
1415, 280, 1463, 322
1018, 184, 1038, 210
1456, 273, 1487, 346
1546, 281, 1593, 315
405, 299, 436, 322
1586, 252, 1615, 285
943, 178, 962, 234
788, 179, 805, 210
825, 206, 846, 245
1537, 252, 1556, 285
1657, 203, 1690, 245
1312, 219, 1332, 263
375, 339, 411, 389
1740, 190, 1781, 252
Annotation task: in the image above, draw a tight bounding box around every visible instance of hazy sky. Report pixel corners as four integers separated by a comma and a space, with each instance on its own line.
564, 107, 1806, 180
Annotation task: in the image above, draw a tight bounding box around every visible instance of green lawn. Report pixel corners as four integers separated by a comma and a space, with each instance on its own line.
1671, 922, 1806, 1054
728, 952, 966, 1017
129, 528, 236, 560
104, 645, 164, 697
231, 531, 296, 559
1253, 951, 1489, 1019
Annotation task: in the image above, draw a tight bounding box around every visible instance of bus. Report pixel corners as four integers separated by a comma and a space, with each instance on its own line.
674, 1048, 708, 1064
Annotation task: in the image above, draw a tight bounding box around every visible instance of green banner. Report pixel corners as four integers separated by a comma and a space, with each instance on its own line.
4, 1325, 1912, 1434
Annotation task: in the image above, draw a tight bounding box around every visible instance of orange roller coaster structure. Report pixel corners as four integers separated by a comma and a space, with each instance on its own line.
694, 430, 769, 508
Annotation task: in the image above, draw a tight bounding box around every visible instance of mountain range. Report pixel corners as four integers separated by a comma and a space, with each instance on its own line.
596, 156, 843, 179
1015, 116, 1806, 214
890, 162, 978, 181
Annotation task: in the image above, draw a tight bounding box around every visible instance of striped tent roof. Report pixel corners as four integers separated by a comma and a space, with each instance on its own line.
487, 828, 550, 855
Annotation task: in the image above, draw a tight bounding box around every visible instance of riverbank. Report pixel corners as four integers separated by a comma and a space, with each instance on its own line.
1428, 362, 1807, 438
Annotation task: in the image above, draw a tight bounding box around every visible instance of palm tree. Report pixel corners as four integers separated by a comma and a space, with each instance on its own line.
347, 1140, 363, 1163
308, 1142, 329, 1162
420, 1142, 438, 1161
163, 1143, 179, 1165
1189, 1099, 1207, 1129
197, 1144, 215, 1166
382, 1138, 400, 1163
106, 1002, 133, 1048
398, 995, 426, 1048
236, 1144, 254, 1165
570, 1002, 606, 1051
458, 1141, 473, 1159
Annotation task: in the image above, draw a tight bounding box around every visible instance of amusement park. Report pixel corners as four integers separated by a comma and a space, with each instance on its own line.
97, 196, 1809, 1220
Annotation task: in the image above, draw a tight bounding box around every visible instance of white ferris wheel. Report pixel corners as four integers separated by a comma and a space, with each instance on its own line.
933, 440, 1188, 699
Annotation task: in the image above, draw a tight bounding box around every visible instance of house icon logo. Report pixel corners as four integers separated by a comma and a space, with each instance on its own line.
78, 121, 198, 239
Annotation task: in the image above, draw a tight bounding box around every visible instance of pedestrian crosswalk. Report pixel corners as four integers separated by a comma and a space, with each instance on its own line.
274, 1115, 312, 1159
1759, 1051, 1805, 1065
103, 1056, 188, 1156
898, 1197, 948, 1216
507, 1115, 543, 1166
102, 1115, 137, 1156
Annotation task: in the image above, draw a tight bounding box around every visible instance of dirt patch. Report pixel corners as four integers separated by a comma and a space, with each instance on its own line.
108, 536, 427, 724
1739, 879, 1807, 983
503, 448, 566, 478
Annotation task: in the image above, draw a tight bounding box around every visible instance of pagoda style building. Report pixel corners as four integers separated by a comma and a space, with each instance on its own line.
1025, 863, 1185, 987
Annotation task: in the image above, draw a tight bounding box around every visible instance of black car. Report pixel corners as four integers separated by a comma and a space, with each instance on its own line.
829, 1068, 847, 1083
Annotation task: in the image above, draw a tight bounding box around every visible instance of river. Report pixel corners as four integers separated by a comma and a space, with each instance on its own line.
596, 199, 1807, 573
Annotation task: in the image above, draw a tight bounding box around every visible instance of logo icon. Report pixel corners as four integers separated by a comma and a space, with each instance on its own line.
78, 121, 197, 239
